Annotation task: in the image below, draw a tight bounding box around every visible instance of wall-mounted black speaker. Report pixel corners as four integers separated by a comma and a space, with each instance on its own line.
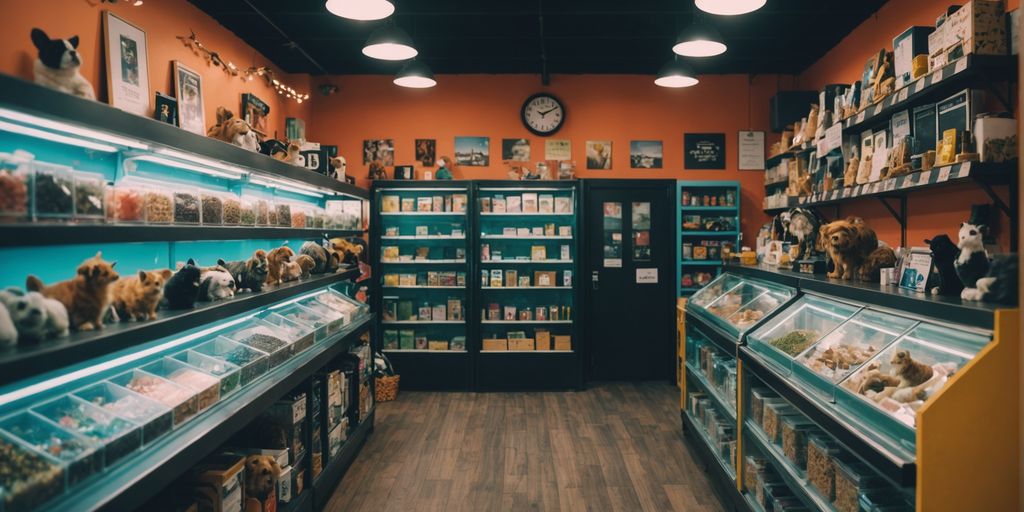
770, 90, 819, 133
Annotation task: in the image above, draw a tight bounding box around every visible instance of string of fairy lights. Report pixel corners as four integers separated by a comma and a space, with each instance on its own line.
176, 31, 310, 103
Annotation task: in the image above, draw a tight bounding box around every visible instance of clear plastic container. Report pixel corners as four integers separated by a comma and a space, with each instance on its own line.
743, 454, 768, 494
254, 197, 270, 226
199, 190, 224, 225
780, 415, 817, 470
275, 303, 329, 342
290, 203, 310, 228
107, 177, 146, 223
267, 199, 279, 226
143, 184, 174, 224
109, 370, 199, 427
171, 350, 241, 397
0, 411, 101, 487
72, 381, 173, 445
193, 337, 269, 386
299, 299, 345, 334
31, 395, 141, 466
173, 187, 201, 224
221, 193, 241, 225
311, 205, 326, 229
749, 387, 775, 425
757, 476, 786, 510
259, 312, 316, 354
72, 171, 106, 221
773, 495, 810, 512
762, 401, 797, 444
833, 456, 885, 512
275, 201, 291, 227
32, 162, 74, 219
0, 152, 32, 222
140, 358, 221, 412
315, 289, 368, 322
223, 320, 292, 368
806, 432, 841, 501
0, 429, 65, 511
748, 295, 862, 373
238, 195, 256, 226
689, 273, 744, 309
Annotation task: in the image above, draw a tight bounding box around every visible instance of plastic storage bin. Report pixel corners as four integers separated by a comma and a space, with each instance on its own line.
0, 152, 32, 222
0, 429, 65, 511
32, 162, 74, 219
274, 303, 329, 342
31, 395, 141, 466
806, 432, 841, 500
762, 401, 798, 444
172, 187, 201, 224
299, 299, 345, 334
106, 177, 147, 223
172, 350, 242, 396
193, 337, 270, 386
833, 455, 885, 512
223, 320, 292, 368
0, 411, 101, 487
275, 201, 291, 227
199, 190, 224, 225
259, 312, 316, 354
780, 415, 817, 471
109, 370, 199, 427
142, 184, 174, 224
72, 171, 106, 221
315, 289, 368, 323
221, 193, 242, 225
290, 203, 310, 228
72, 381, 173, 445
749, 387, 775, 425
743, 454, 768, 494
238, 195, 257, 226
140, 358, 221, 412
253, 197, 269, 226
747, 294, 861, 374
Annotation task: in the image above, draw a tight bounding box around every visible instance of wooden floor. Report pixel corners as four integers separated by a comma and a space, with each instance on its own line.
325, 382, 726, 512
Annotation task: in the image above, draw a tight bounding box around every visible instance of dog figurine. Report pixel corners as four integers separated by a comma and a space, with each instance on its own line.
244, 454, 281, 503
0, 288, 50, 343
198, 269, 236, 301
27, 252, 119, 331
820, 218, 877, 280
787, 208, 820, 262
31, 28, 95, 100
329, 156, 347, 181
860, 245, 897, 282
219, 250, 270, 293
266, 246, 295, 286
112, 269, 173, 321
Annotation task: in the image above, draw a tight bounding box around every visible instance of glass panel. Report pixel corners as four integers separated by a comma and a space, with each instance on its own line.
747, 295, 862, 372
0, 411, 101, 487
603, 202, 622, 267
632, 202, 651, 261
795, 309, 916, 388
689, 273, 744, 309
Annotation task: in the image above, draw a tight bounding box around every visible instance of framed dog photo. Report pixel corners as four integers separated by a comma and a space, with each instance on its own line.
173, 61, 205, 135
103, 12, 150, 116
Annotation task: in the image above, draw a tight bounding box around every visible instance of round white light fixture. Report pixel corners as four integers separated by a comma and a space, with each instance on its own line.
695, 0, 767, 16
394, 60, 436, 88
655, 58, 699, 88
325, 0, 395, 21
362, 25, 418, 60
672, 22, 727, 57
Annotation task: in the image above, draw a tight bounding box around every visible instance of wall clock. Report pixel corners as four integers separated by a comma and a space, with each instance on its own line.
521, 93, 565, 136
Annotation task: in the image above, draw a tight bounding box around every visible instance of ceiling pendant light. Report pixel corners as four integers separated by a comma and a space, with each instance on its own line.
672, 21, 727, 57
325, 0, 395, 21
362, 24, 418, 60
655, 58, 699, 88
694, 0, 766, 16
394, 60, 436, 88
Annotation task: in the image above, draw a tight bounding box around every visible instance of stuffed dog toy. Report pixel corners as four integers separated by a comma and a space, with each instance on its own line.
243, 454, 281, 511
27, 252, 119, 331
31, 28, 95, 100
820, 218, 878, 280
272, 142, 304, 166
207, 107, 260, 151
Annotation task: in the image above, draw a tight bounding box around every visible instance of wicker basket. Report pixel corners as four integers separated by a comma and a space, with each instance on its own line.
375, 375, 400, 402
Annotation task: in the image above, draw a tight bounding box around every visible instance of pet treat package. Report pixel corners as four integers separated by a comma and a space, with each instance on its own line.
32, 161, 74, 219
0, 152, 32, 222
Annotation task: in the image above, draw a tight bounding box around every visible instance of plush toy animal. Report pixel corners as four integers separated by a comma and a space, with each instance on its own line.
163, 260, 203, 310
0, 300, 15, 347
299, 241, 340, 274
30, 28, 95, 100
294, 254, 316, 278
265, 246, 295, 286
329, 156, 347, 181
955, 222, 991, 300
331, 237, 364, 266
0, 288, 49, 343
27, 252, 119, 331
787, 208, 820, 261
923, 235, 963, 296
244, 454, 281, 502
820, 218, 878, 280
219, 250, 269, 293
273, 142, 304, 166
368, 159, 387, 180
198, 269, 236, 301
112, 269, 173, 321
860, 245, 897, 282
962, 254, 1018, 303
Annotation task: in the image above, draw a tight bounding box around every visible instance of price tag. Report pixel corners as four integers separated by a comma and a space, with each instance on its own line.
954, 58, 968, 74
885, 179, 897, 191
938, 167, 951, 182
832, 190, 839, 200
856, 111, 866, 123
842, 188, 851, 198
897, 89, 909, 102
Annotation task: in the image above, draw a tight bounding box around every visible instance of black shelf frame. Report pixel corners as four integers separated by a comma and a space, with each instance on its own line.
312, 408, 375, 511
680, 411, 749, 512
0, 73, 368, 199
42, 314, 373, 512
0, 267, 360, 387
0, 225, 364, 247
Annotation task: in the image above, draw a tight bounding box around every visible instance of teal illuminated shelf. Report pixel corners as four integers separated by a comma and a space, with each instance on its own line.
681, 231, 739, 236
681, 260, 723, 266
483, 286, 572, 290
380, 211, 465, 216
481, 259, 573, 264
481, 320, 572, 325
382, 320, 464, 325
680, 206, 738, 212
381, 259, 466, 264
481, 235, 573, 240
481, 212, 573, 216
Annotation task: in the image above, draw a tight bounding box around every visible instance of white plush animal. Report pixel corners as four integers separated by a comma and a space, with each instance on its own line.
0, 288, 50, 343
199, 270, 236, 301
0, 302, 16, 348
41, 296, 69, 338
31, 28, 95, 100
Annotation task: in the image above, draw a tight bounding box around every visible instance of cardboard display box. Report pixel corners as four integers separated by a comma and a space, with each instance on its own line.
928, 0, 1007, 70
509, 338, 535, 351
554, 335, 572, 351
482, 338, 508, 351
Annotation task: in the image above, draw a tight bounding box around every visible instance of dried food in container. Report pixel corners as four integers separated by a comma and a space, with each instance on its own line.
109, 370, 199, 427
0, 430, 65, 511
780, 415, 817, 470
222, 195, 242, 225
0, 152, 31, 221
225, 322, 291, 368
31, 395, 141, 466
172, 350, 241, 396
276, 202, 291, 227
200, 191, 224, 225
833, 456, 885, 512
0, 411, 100, 487
254, 198, 269, 225
108, 179, 145, 223
32, 162, 74, 218
762, 401, 797, 444
72, 171, 106, 220
72, 381, 172, 445
806, 432, 841, 501
193, 336, 270, 386
144, 186, 174, 223
743, 454, 767, 494
173, 189, 201, 224
141, 358, 221, 412
749, 387, 775, 425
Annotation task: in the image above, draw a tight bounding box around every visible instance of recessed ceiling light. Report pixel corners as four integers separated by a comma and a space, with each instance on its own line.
362, 25, 418, 61
325, 0, 395, 21
655, 58, 699, 88
672, 22, 727, 57
394, 60, 436, 88
694, 0, 766, 16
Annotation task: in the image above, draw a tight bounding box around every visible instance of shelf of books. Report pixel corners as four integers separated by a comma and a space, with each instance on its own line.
372, 181, 472, 390
676, 181, 741, 298
474, 181, 582, 390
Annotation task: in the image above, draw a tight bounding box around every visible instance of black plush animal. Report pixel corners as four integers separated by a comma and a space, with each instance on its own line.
30, 28, 95, 100
163, 259, 202, 309
963, 254, 1018, 303
924, 235, 963, 296
299, 241, 339, 274
218, 249, 269, 293
954, 223, 991, 300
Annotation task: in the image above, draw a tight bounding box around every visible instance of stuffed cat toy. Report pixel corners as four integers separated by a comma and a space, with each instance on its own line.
299, 241, 340, 274
923, 235, 963, 296
954, 222, 991, 300
163, 259, 203, 310
198, 269, 236, 301
265, 246, 295, 286
31, 28, 95, 100
27, 252, 119, 331
962, 254, 1018, 303
112, 269, 173, 321
218, 250, 269, 293
329, 156, 347, 181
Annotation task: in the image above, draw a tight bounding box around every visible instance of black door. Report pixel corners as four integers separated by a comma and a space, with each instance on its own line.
584, 180, 676, 381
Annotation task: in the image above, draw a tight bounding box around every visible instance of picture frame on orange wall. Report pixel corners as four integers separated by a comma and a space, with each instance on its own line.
415, 139, 436, 166
103, 12, 151, 117
173, 61, 205, 135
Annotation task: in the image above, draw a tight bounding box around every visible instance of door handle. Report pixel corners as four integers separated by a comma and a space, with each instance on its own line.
591, 271, 599, 290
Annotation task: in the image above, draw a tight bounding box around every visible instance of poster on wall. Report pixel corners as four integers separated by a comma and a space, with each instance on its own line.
629, 140, 663, 169
501, 138, 530, 161
363, 139, 394, 166
242, 93, 270, 138
586, 140, 612, 169
415, 139, 436, 166
173, 61, 204, 135
685, 133, 726, 169
545, 139, 572, 161
455, 136, 489, 166
738, 131, 765, 170
104, 12, 150, 117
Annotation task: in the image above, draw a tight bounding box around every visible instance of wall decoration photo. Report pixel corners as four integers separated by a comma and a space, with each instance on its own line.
242, 93, 270, 138
455, 136, 490, 166
363, 139, 395, 166
501, 138, 530, 161
173, 61, 204, 135
630, 140, 663, 169
684, 133, 726, 169
415, 139, 436, 166
103, 12, 150, 116
586, 140, 612, 169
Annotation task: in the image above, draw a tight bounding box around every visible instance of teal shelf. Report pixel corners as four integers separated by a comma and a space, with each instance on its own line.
681, 260, 723, 266
676, 180, 740, 298
680, 206, 739, 212
681, 231, 739, 236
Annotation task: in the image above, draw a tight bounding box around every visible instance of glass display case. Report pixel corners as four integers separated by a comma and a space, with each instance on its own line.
685, 325, 737, 415
675, 181, 740, 298
686, 273, 795, 340
71, 381, 174, 445
108, 370, 200, 428
0, 411, 102, 488
747, 294, 862, 374
31, 395, 142, 467
222, 319, 292, 368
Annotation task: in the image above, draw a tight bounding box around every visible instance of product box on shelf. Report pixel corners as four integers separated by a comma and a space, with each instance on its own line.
277, 465, 293, 503
329, 422, 345, 457
928, 0, 1008, 70
190, 453, 245, 512
509, 338, 535, 351
554, 335, 572, 351
894, 26, 935, 87
483, 338, 508, 351
974, 115, 1017, 162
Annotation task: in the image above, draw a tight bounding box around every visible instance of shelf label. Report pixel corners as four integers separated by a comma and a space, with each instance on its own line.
897, 88, 909, 102
636, 268, 658, 284
855, 111, 866, 123
953, 58, 968, 74
831, 190, 839, 200
604, 258, 622, 268
938, 167, 951, 182
885, 179, 897, 191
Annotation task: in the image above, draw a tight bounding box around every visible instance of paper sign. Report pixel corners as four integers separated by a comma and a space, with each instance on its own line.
636, 268, 658, 284
938, 167, 951, 182
891, 111, 911, 139
954, 59, 968, 74
604, 258, 622, 268
817, 123, 843, 155
898, 88, 909, 102
738, 131, 766, 170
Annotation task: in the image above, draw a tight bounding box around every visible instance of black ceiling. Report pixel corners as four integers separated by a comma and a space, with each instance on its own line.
188, 0, 888, 76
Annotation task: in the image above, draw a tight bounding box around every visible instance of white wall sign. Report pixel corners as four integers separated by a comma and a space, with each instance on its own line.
636, 268, 658, 284
738, 131, 765, 170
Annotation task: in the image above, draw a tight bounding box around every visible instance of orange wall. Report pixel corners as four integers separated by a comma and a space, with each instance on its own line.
0, 0, 311, 139
309, 73, 793, 244
799, 0, 1019, 250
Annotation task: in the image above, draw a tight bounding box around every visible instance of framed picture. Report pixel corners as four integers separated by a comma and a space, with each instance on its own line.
173, 61, 205, 135
415, 139, 436, 166
544, 139, 571, 161
103, 12, 150, 116
586, 140, 612, 169
242, 93, 270, 138
154, 92, 178, 126
684, 133, 726, 169
455, 136, 489, 166
501, 138, 530, 161
362, 139, 394, 166
629, 140, 662, 169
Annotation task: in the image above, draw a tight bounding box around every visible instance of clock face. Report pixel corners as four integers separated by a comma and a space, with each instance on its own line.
521, 93, 565, 136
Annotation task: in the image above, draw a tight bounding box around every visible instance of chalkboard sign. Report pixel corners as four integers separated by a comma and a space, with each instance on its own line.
685, 133, 726, 169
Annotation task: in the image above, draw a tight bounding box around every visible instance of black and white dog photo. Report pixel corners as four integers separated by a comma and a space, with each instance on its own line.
31, 28, 95, 100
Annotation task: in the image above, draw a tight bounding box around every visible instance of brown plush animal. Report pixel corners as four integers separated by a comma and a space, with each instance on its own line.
330, 238, 364, 265
111, 269, 173, 321
281, 259, 304, 282
244, 454, 281, 501
890, 350, 933, 387
860, 246, 897, 282
265, 246, 295, 286
272, 142, 302, 165
820, 218, 878, 280
27, 252, 119, 331
295, 254, 316, 278
206, 107, 234, 139
857, 369, 902, 394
